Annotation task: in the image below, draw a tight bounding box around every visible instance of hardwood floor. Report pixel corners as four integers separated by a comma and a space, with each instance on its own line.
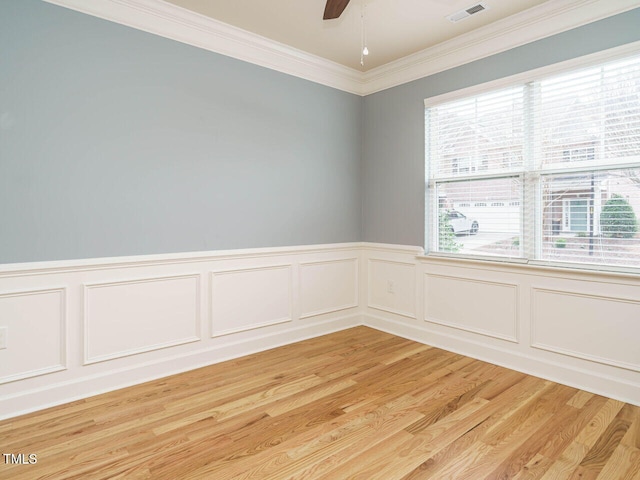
1, 326, 639, 479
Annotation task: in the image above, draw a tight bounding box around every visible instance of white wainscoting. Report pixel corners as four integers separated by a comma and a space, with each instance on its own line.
299, 258, 358, 319
210, 265, 292, 336
0, 244, 361, 420
531, 287, 639, 372
367, 258, 417, 319
84, 274, 201, 364
0, 287, 66, 384
424, 273, 519, 343
1, 242, 639, 419
362, 244, 640, 406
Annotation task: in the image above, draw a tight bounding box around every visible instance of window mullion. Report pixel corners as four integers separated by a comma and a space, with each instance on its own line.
523, 81, 538, 260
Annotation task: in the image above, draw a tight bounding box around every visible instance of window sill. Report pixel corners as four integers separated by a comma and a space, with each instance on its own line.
417, 252, 640, 281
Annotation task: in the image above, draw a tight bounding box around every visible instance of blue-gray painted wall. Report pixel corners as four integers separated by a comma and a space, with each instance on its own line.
3, 1, 640, 264
362, 7, 640, 247
0, 0, 362, 263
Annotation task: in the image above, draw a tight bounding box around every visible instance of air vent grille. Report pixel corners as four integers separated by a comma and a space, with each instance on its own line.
466, 4, 485, 15
446, 2, 490, 23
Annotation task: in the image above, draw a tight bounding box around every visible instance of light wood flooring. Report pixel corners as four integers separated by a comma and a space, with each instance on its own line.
1, 326, 639, 479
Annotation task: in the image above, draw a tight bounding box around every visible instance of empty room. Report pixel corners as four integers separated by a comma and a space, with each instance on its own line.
1, 0, 639, 478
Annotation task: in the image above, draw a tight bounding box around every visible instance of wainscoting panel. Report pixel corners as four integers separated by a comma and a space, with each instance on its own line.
84, 275, 200, 364
210, 265, 293, 336
531, 287, 640, 371
299, 258, 358, 318
424, 273, 518, 342
0, 288, 66, 384
367, 259, 416, 319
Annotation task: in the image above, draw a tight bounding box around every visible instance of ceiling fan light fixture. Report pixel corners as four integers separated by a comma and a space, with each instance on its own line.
323, 0, 351, 20
360, 1, 368, 67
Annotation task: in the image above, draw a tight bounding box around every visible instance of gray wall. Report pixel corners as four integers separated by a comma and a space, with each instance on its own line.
362, 8, 640, 248
0, 0, 362, 264
4, 2, 640, 264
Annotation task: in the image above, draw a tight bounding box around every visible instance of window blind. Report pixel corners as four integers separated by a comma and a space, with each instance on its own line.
426, 52, 640, 271
428, 85, 525, 178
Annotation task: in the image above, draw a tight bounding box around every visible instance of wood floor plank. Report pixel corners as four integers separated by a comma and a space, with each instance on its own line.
511, 454, 555, 480
568, 390, 595, 409
183, 394, 422, 479
487, 395, 586, 479
322, 397, 491, 480
538, 394, 610, 460
594, 443, 640, 480
0, 326, 638, 480
570, 407, 633, 480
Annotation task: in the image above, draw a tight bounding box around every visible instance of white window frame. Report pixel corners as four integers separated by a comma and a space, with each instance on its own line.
424, 41, 640, 274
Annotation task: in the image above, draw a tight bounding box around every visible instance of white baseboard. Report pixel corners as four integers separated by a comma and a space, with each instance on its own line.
363, 313, 640, 406
0, 314, 361, 421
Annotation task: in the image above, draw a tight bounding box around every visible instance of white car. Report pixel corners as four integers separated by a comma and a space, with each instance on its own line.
447, 210, 479, 235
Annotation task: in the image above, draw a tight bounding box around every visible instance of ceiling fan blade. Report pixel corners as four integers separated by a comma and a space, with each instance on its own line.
323, 0, 351, 20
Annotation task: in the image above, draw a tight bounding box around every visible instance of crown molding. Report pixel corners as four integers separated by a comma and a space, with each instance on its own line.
44, 0, 639, 97
361, 0, 640, 95
43, 0, 365, 95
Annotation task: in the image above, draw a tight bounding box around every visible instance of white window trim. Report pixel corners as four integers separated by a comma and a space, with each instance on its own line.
424, 40, 640, 109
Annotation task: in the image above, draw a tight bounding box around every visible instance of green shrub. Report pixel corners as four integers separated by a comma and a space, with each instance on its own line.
600, 194, 638, 239
438, 211, 460, 253
555, 238, 567, 248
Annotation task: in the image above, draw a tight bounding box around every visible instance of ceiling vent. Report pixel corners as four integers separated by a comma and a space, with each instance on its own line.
446, 2, 490, 23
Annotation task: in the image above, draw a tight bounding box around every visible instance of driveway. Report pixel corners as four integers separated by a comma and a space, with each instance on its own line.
456, 231, 516, 252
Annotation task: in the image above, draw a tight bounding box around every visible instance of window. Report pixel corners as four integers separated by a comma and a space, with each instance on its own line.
426, 51, 640, 271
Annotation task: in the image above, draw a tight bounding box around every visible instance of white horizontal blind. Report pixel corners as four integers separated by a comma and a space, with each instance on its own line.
540, 169, 640, 268
537, 57, 640, 169
429, 86, 525, 178
427, 52, 640, 271
537, 56, 640, 269
434, 178, 523, 258
427, 85, 527, 260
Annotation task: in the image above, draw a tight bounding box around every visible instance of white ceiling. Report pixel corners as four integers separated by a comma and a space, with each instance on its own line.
164, 0, 549, 71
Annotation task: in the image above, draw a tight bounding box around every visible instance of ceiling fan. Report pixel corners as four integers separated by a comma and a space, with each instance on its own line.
323, 0, 351, 20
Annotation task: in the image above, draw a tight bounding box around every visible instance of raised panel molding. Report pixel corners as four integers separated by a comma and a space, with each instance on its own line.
424, 274, 519, 343
0, 287, 66, 384
531, 287, 640, 372
210, 264, 293, 336
367, 259, 417, 319
299, 258, 358, 319
83, 274, 200, 364
2, 243, 640, 419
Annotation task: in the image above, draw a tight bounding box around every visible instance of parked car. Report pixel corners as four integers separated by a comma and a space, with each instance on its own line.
447, 210, 479, 235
